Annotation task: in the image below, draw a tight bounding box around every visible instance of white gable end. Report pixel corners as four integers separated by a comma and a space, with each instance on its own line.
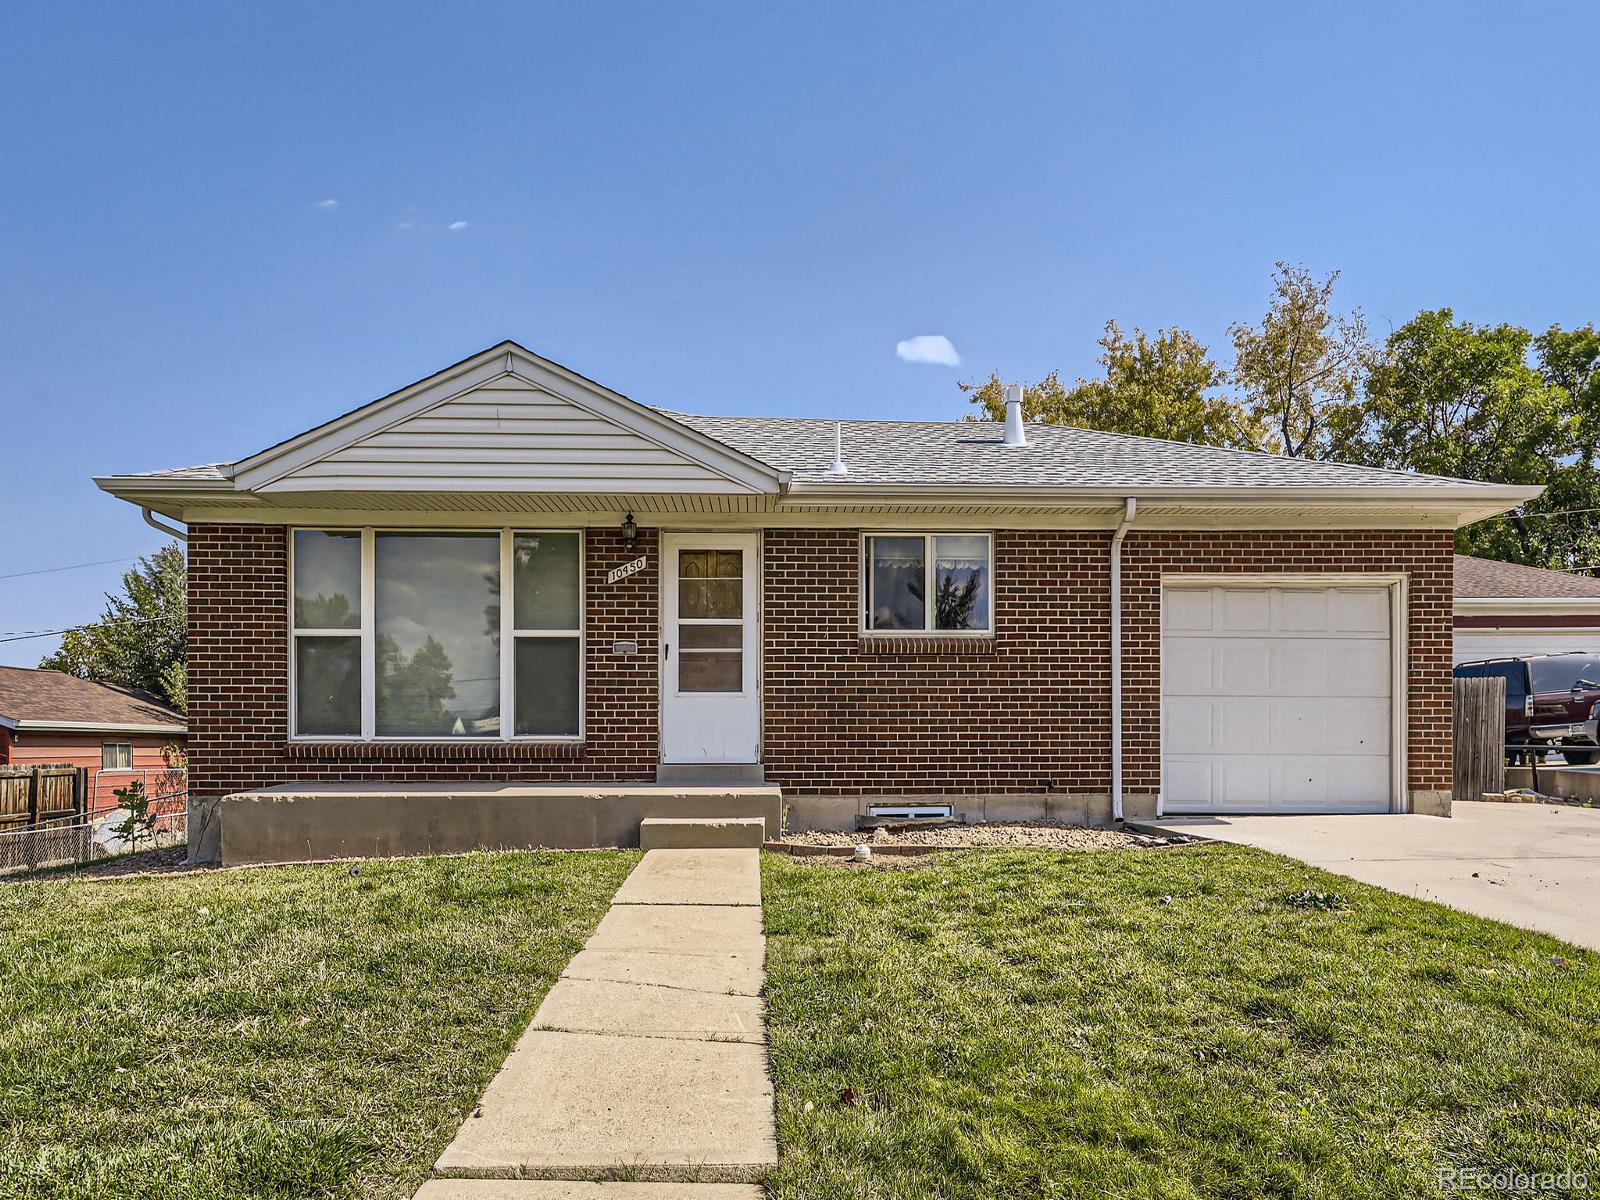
234, 344, 785, 496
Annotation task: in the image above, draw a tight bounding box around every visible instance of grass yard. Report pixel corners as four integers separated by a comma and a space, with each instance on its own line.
762, 845, 1600, 1199
0, 850, 638, 1200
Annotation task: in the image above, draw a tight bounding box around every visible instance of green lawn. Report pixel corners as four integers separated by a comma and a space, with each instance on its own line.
762, 846, 1600, 1200
0, 850, 638, 1200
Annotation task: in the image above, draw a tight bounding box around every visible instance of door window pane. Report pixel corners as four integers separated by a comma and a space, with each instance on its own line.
296, 636, 360, 735
680, 651, 743, 692
679, 624, 742, 649
375, 533, 500, 737
678, 549, 742, 618
514, 638, 581, 736
513, 533, 580, 630
293, 531, 361, 628
933, 535, 990, 631
868, 536, 925, 630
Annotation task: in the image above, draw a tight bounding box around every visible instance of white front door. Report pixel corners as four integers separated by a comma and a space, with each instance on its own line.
660, 533, 761, 763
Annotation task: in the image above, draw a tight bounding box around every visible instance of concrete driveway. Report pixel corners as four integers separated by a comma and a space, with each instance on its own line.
1140, 801, 1600, 951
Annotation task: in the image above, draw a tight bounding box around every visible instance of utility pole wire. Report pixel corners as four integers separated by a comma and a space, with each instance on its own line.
0, 615, 181, 645
0, 556, 139, 582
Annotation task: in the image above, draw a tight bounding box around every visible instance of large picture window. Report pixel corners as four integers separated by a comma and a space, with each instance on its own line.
290, 529, 583, 739
863, 533, 993, 633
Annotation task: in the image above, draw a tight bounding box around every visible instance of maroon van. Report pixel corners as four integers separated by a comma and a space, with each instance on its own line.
1454, 652, 1600, 765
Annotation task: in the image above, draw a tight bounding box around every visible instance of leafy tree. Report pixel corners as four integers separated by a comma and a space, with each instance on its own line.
109, 779, 160, 855
1343, 310, 1575, 564
1228, 262, 1371, 459
963, 320, 1256, 448
41, 543, 186, 710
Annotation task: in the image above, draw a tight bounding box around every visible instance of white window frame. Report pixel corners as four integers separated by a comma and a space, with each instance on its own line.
101, 742, 133, 770
288, 527, 585, 742
859, 531, 995, 636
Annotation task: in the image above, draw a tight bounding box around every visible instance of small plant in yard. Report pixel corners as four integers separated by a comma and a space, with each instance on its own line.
1280, 888, 1349, 911
110, 779, 160, 855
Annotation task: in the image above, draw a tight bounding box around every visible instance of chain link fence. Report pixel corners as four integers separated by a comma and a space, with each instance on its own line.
0, 791, 187, 876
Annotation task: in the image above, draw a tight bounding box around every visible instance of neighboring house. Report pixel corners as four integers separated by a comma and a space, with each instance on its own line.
1453, 555, 1600, 664
95, 342, 1536, 861
0, 667, 186, 815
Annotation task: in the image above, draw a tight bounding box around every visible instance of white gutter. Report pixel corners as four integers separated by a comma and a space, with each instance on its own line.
142, 507, 188, 542
1110, 497, 1137, 823
10, 720, 187, 736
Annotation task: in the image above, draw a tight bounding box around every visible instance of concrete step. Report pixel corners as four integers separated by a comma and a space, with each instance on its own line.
638, 817, 767, 850
654, 763, 766, 785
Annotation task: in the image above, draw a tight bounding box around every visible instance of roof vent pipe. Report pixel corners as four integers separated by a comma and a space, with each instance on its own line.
1003, 384, 1027, 447
824, 421, 850, 477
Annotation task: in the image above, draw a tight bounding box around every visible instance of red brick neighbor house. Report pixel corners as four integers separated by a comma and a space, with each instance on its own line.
0, 667, 186, 817
1453, 554, 1600, 664
95, 342, 1537, 863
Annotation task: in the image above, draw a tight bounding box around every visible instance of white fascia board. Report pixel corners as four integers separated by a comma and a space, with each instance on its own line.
230, 342, 786, 496
12, 720, 187, 736
784, 481, 1543, 503
1455, 596, 1600, 616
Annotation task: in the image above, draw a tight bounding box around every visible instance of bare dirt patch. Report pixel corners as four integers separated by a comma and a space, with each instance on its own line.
780, 821, 1153, 851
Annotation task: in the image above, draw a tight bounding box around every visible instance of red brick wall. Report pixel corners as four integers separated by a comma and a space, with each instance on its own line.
763, 530, 1113, 794
186, 524, 659, 796
189, 523, 1454, 801
763, 528, 1455, 797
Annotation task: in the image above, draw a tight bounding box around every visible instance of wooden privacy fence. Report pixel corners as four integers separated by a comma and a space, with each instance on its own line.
0, 764, 87, 829
1453, 676, 1506, 802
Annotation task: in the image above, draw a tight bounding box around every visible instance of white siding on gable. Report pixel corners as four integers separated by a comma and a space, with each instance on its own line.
263, 377, 754, 493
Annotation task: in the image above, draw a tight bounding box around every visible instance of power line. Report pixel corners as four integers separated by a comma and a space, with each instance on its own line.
0, 615, 180, 645
0, 556, 140, 582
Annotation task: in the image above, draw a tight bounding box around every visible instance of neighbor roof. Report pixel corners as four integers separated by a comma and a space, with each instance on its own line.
1455, 555, 1600, 600
0, 668, 186, 734
661, 412, 1499, 491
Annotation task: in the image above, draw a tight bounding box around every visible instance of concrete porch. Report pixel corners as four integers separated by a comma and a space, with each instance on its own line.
215, 782, 782, 866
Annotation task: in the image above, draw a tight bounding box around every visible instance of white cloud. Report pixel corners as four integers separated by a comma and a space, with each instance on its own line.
895, 334, 961, 366
397, 220, 415, 230
447, 220, 469, 231
316, 198, 339, 210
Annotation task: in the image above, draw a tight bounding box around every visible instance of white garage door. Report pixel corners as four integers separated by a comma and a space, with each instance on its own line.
1454, 628, 1600, 664
1163, 585, 1395, 814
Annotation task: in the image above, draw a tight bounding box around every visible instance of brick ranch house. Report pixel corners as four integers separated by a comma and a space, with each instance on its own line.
96, 342, 1536, 864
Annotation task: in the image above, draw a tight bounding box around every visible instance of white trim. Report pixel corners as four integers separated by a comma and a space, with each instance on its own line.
858, 531, 995, 636
1158, 572, 1410, 815
287, 525, 585, 743
6, 720, 185, 736
1455, 596, 1600, 616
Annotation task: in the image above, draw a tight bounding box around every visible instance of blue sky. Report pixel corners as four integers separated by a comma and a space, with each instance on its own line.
2, 2, 1596, 666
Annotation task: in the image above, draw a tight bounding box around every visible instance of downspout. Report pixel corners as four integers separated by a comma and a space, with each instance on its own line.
1110, 497, 1137, 822
142, 507, 188, 542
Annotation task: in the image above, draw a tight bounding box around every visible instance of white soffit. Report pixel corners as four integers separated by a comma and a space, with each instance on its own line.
229, 343, 786, 496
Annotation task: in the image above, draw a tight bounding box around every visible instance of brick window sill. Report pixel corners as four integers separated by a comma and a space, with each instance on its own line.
285, 740, 586, 762
857, 635, 997, 657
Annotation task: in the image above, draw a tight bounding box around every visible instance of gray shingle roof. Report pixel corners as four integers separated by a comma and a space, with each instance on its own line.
658, 412, 1500, 490
1455, 555, 1600, 599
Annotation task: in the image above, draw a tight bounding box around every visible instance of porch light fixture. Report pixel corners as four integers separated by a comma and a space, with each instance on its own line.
620, 511, 638, 549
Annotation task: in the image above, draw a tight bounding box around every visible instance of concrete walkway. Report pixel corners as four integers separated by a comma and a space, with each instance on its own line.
418, 849, 774, 1200
1139, 801, 1600, 951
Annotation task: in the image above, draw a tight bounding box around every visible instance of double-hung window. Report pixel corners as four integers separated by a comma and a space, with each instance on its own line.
290, 529, 584, 740
863, 533, 993, 633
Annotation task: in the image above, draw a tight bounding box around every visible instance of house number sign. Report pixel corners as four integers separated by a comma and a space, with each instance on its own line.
607, 555, 648, 584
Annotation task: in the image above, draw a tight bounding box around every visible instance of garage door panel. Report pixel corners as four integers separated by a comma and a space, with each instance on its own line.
1454, 629, 1600, 664
1163, 583, 1393, 814
1217, 641, 1272, 693
1278, 589, 1330, 632
1164, 639, 1217, 693
1164, 697, 1217, 754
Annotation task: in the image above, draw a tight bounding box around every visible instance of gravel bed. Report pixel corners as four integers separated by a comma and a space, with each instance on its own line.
780, 821, 1152, 850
